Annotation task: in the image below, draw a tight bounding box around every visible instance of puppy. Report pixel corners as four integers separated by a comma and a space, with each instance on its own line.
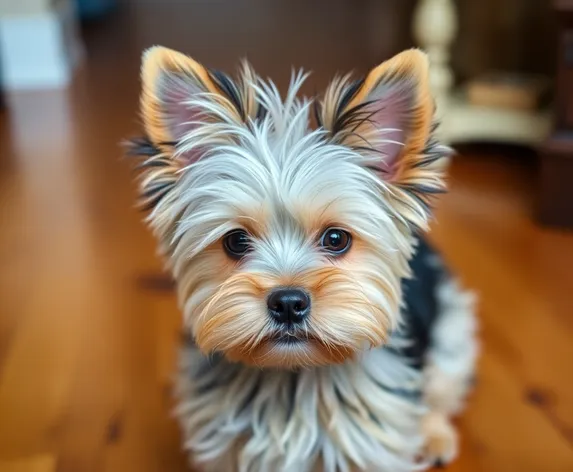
127, 46, 478, 472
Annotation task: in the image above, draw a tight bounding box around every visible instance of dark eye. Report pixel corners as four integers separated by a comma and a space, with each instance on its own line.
223, 229, 251, 259
320, 228, 352, 255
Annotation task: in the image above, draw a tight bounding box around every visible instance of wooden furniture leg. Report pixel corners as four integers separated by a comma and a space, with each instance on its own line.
413, 0, 551, 148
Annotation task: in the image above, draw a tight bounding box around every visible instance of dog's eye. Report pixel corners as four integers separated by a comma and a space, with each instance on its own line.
223, 230, 251, 259
320, 228, 351, 255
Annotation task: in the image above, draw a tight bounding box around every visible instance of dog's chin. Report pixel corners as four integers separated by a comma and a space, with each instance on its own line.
223, 335, 355, 369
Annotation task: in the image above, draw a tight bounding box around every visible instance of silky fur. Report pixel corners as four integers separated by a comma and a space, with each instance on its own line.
175, 339, 424, 472
174, 269, 477, 472
128, 47, 474, 471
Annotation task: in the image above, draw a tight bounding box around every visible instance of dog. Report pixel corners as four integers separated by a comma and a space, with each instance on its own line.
127, 46, 478, 472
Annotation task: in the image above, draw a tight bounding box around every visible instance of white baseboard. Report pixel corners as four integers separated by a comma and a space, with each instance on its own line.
0, 1, 85, 90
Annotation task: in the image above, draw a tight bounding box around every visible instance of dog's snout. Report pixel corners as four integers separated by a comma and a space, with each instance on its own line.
267, 288, 310, 325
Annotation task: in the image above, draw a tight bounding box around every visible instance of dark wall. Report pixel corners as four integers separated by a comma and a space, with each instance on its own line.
119, 0, 417, 93
453, 0, 556, 81
115, 0, 555, 90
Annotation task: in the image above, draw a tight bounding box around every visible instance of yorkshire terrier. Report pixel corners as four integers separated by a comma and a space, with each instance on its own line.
127, 46, 478, 472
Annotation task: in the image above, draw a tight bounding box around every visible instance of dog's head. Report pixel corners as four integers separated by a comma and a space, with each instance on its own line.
129, 47, 449, 369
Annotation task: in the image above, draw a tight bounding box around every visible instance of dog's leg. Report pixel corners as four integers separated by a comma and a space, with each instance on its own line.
422, 275, 478, 466
421, 369, 464, 466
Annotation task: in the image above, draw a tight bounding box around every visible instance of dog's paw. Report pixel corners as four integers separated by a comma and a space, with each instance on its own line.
421, 412, 458, 467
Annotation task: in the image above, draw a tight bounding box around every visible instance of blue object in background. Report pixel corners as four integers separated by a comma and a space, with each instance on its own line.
76, 0, 116, 20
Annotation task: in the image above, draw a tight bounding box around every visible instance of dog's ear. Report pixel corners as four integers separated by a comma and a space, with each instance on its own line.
132, 47, 255, 212
321, 49, 450, 228
140, 46, 255, 162
140, 46, 223, 162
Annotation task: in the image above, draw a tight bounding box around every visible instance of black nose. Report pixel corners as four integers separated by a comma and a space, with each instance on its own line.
267, 288, 310, 325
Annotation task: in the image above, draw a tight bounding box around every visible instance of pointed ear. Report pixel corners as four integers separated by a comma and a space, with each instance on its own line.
131, 48, 261, 212
321, 49, 447, 184
320, 49, 451, 230
140, 46, 237, 160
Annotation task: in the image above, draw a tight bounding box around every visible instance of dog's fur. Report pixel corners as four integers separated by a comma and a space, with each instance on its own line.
127, 47, 478, 472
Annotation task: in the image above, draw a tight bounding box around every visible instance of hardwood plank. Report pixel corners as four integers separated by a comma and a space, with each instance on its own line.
0, 455, 56, 472
431, 153, 573, 444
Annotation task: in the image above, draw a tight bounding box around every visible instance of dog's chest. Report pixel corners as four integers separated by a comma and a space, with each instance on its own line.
175, 344, 424, 472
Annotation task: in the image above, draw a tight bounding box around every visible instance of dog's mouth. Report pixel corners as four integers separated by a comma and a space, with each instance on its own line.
237, 330, 353, 368
265, 331, 317, 345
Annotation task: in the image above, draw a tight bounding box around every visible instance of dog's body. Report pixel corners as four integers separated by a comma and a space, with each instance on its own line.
128, 47, 478, 472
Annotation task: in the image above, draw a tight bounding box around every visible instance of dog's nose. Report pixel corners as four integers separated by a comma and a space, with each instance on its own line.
267, 288, 310, 325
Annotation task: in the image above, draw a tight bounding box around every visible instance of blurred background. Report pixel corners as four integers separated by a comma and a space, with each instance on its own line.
0, 0, 571, 471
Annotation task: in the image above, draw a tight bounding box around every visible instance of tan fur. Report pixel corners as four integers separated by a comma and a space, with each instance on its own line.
421, 411, 458, 464
192, 261, 391, 368
421, 370, 465, 464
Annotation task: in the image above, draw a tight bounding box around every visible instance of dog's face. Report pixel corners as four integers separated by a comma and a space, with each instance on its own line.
130, 47, 448, 368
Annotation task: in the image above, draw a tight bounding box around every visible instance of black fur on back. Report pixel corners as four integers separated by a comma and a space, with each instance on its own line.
398, 236, 449, 369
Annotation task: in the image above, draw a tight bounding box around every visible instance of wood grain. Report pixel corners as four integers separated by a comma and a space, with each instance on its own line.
0, 4, 572, 471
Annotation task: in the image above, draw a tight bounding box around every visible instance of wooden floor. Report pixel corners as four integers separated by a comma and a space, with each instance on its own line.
0, 4, 572, 471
